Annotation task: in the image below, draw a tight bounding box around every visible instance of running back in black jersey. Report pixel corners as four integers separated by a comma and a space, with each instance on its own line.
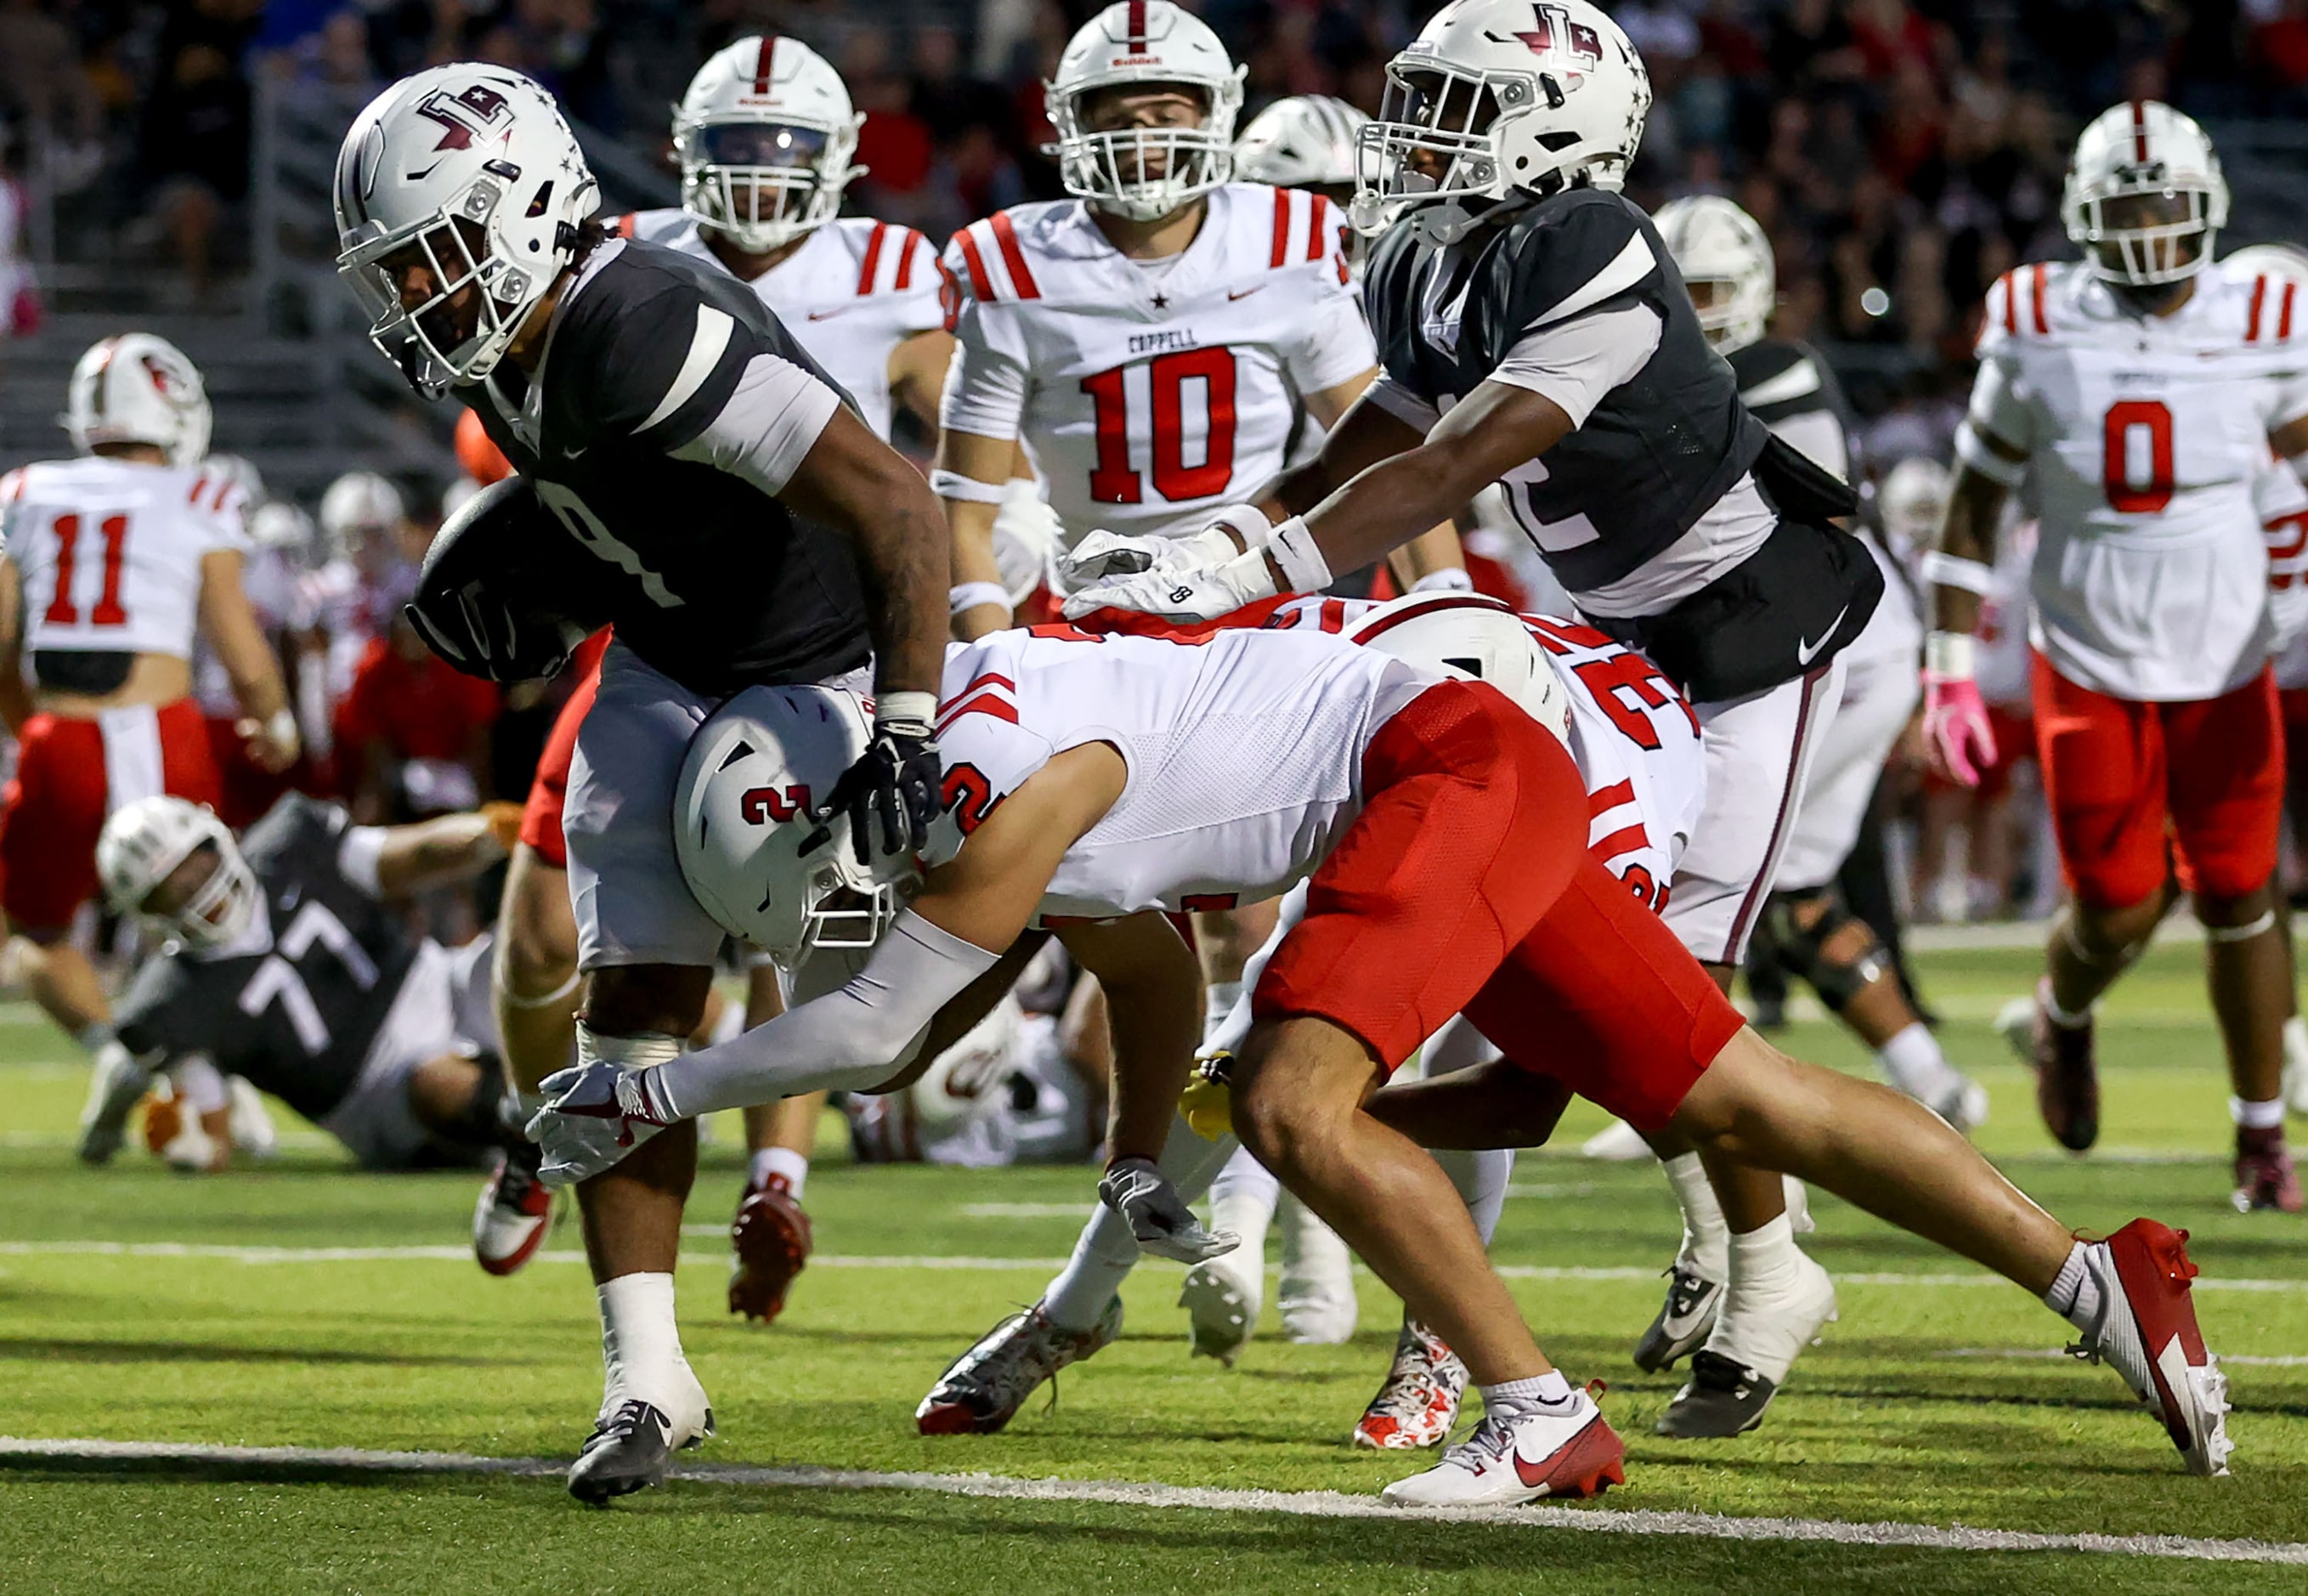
112, 795, 419, 1126
1362, 188, 1770, 596
1727, 337, 1853, 480
463, 238, 872, 698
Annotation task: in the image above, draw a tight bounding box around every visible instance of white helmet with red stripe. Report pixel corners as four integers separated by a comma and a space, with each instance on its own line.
1345, 592, 1571, 744
1234, 95, 1368, 191
674, 683, 913, 965
64, 333, 212, 466
675, 37, 864, 255
1048, 1, 1245, 223
2062, 99, 2227, 287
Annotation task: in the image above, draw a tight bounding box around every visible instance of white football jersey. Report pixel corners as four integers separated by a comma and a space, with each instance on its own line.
1264, 597, 1706, 902
621, 211, 945, 441
1, 456, 248, 663
925, 625, 1432, 922
939, 184, 1375, 572
1970, 257, 2308, 699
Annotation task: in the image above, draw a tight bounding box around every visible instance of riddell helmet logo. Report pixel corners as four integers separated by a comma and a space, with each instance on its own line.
415, 84, 514, 152
1106, 53, 1163, 67
741, 784, 812, 823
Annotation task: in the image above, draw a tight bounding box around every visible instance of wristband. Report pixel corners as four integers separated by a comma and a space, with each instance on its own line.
1923, 631, 1977, 679
929, 469, 1009, 505
1919, 552, 1994, 595
1410, 568, 1476, 593
948, 581, 1012, 620
1953, 421, 2028, 487
876, 690, 938, 732
1267, 515, 1334, 593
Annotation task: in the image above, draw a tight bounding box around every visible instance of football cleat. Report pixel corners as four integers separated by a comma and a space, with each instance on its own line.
727, 1178, 813, 1322
473, 1141, 554, 1276
2067, 1219, 2232, 1476
1931, 1073, 1993, 1136
1179, 1257, 1257, 1366
565, 1389, 715, 1507
1378, 1387, 1624, 1507
916, 1295, 1123, 1435
1655, 1350, 1781, 1439
1579, 1118, 1653, 1161
1354, 1319, 1469, 1450
1999, 984, 2098, 1152
2233, 1128, 2304, 1214
1632, 1264, 1722, 1372
225, 1076, 279, 1160
1658, 1248, 1836, 1439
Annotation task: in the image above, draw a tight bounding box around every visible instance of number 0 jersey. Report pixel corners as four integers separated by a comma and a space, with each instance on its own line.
1, 456, 249, 662
619, 212, 944, 441
1970, 257, 2308, 699
111, 795, 420, 1125
939, 184, 1375, 571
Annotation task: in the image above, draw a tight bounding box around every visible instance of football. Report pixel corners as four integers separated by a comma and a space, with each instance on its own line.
407, 475, 612, 681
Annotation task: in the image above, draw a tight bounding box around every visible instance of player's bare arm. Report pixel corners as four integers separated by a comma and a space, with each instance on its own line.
195, 546, 297, 772
935, 427, 1018, 640
1050, 912, 1202, 1169
887, 327, 959, 433
1920, 427, 2026, 785
0, 556, 31, 732
366, 806, 518, 897
1257, 386, 1428, 523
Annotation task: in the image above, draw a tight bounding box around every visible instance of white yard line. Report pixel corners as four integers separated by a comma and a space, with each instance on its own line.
0, 1435, 2297, 1565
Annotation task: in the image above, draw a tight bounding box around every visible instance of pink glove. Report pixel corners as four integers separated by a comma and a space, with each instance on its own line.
1921, 669, 1998, 787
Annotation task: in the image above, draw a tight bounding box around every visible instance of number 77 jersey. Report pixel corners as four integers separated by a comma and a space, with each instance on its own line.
939, 184, 1375, 566
1967, 257, 2308, 699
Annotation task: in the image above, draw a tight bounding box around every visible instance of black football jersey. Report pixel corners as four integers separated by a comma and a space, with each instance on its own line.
465, 239, 872, 697
113, 795, 420, 1125
1728, 337, 1853, 476
1363, 189, 1769, 596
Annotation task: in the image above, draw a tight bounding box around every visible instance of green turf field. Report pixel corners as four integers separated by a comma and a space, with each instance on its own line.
2, 940, 2305, 1593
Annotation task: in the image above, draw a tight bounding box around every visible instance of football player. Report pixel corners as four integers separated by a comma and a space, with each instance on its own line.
80, 793, 527, 1174
534, 614, 2232, 1503
333, 64, 951, 1498
1061, 0, 1876, 1437
914, 592, 1702, 1449
0, 334, 297, 1102
1921, 102, 2308, 1209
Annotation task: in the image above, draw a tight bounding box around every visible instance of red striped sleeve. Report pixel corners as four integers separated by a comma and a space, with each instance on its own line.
894, 229, 924, 291
1586, 778, 1636, 817
988, 212, 1039, 299
615, 213, 638, 240
187, 473, 210, 506
2249, 274, 2269, 342
1270, 188, 1291, 269
1589, 822, 1650, 862
953, 227, 994, 300
1999, 271, 2017, 336
2028, 263, 2048, 335
2282, 280, 2298, 341
1306, 195, 1330, 263
857, 221, 888, 296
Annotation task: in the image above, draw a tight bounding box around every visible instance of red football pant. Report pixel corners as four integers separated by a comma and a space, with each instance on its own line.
1255, 680, 1743, 1130
1, 698, 220, 931
2032, 654, 2282, 908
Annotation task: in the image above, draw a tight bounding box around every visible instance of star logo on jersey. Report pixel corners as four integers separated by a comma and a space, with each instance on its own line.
1151, 291, 1171, 310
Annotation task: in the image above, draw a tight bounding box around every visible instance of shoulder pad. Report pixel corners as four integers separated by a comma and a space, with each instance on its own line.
1498, 191, 1660, 331
946, 212, 1043, 303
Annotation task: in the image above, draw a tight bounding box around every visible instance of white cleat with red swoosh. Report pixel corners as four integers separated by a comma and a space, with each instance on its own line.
2069, 1218, 2233, 1477
1378, 1387, 1625, 1508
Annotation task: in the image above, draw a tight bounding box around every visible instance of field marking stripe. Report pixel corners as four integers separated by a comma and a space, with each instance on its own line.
0, 1437, 2299, 1565
3, 1240, 2305, 1293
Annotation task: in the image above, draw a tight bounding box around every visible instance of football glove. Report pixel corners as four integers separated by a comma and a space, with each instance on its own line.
529, 1060, 676, 1188
1100, 1155, 1239, 1264
1179, 1051, 1235, 1141
809, 694, 945, 868
1061, 545, 1281, 625
1921, 631, 1998, 788
1057, 505, 1274, 588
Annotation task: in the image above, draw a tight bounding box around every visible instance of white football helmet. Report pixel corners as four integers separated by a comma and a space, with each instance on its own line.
334, 65, 601, 398
674, 37, 865, 255
1355, 0, 1652, 247
249, 501, 317, 555
1234, 95, 1368, 191
1654, 194, 1774, 353
907, 993, 1026, 1140
320, 470, 406, 561
1346, 592, 1571, 744
98, 796, 261, 953
1875, 456, 1952, 554
676, 684, 913, 965
64, 334, 212, 466
1048, 1, 1244, 223
2062, 100, 2227, 287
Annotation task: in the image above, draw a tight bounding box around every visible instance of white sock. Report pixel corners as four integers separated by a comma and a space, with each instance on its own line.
1202, 981, 1243, 1045
1480, 1370, 1575, 1415
2040, 977, 2093, 1030
1728, 1214, 1802, 1297
1876, 1021, 1964, 1104
1660, 1152, 1729, 1282
2230, 1096, 2285, 1131
750, 1144, 810, 1198
2043, 1239, 2103, 1333
1708, 1215, 1825, 1382
1043, 1203, 1143, 1331
1432, 1147, 1514, 1245
1208, 1142, 1281, 1215
597, 1271, 689, 1417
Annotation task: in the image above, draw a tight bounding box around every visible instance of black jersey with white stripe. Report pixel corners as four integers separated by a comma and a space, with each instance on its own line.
1363, 189, 1768, 593
112, 796, 419, 1125
1728, 337, 1853, 479
464, 239, 872, 697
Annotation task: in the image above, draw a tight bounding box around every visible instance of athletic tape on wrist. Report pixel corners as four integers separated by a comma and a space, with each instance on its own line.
876, 690, 938, 732
928, 469, 1009, 505
1919, 552, 1994, 595
1954, 421, 2028, 487
948, 581, 1011, 620
1410, 568, 1476, 592
1267, 515, 1333, 592
576, 1024, 684, 1072
1923, 631, 1976, 679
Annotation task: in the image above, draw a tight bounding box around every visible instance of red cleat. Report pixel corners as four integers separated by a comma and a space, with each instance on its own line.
2070, 1219, 2233, 1475
728, 1179, 812, 1323
2232, 1128, 2304, 1214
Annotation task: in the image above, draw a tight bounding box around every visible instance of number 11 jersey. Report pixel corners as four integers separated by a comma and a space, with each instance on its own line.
1969, 257, 2308, 699
939, 184, 1374, 580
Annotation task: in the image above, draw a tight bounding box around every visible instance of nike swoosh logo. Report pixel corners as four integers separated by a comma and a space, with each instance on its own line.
1228, 286, 1264, 302
806, 307, 859, 320
1795, 606, 1847, 666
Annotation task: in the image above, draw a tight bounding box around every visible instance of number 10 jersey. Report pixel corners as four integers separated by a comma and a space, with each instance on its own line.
1968, 257, 2308, 699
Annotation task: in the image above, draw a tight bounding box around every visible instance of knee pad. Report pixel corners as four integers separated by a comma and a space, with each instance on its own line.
1757, 888, 1884, 1013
